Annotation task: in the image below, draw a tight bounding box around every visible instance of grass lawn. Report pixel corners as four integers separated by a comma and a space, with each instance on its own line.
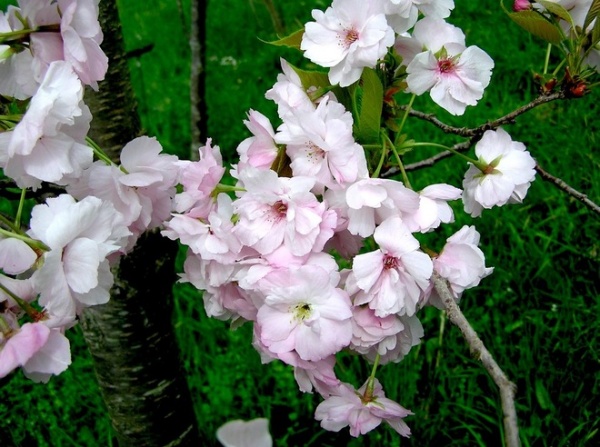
0, 0, 599, 446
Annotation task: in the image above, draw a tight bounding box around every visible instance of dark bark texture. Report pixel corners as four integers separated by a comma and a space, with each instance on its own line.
80, 1, 200, 445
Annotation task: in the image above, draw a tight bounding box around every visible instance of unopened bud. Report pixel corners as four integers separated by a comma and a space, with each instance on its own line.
513, 0, 531, 11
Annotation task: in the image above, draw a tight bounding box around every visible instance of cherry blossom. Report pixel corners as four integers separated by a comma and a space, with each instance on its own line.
233, 167, 337, 256
406, 43, 494, 115
315, 378, 412, 437
347, 217, 432, 317
276, 97, 368, 191
462, 128, 536, 217
428, 225, 494, 308
256, 265, 353, 362
28, 194, 130, 319
301, 0, 395, 87
0, 61, 92, 189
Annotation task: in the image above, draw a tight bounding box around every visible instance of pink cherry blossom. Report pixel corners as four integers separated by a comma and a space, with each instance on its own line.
265, 58, 318, 119
301, 0, 395, 87
350, 305, 405, 355
348, 217, 432, 317
0, 237, 37, 275
428, 225, 494, 307
164, 193, 242, 264
0, 322, 50, 379
233, 167, 337, 256
363, 314, 424, 364
0, 61, 93, 189
236, 110, 279, 170
256, 265, 353, 362
174, 139, 225, 216
394, 17, 465, 67
462, 128, 536, 217
276, 97, 368, 191
28, 194, 130, 319
406, 43, 494, 115
402, 183, 462, 233
343, 178, 420, 238
315, 378, 412, 437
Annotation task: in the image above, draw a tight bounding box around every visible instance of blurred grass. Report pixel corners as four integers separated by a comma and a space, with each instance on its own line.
1, 0, 599, 446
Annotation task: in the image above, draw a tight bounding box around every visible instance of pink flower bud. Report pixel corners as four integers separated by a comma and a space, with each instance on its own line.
513, 0, 531, 11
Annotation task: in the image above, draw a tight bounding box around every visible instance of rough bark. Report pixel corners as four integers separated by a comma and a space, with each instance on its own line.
85, 0, 140, 161
80, 1, 200, 445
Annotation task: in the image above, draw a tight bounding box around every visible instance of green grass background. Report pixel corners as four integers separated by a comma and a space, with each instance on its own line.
1, 0, 599, 446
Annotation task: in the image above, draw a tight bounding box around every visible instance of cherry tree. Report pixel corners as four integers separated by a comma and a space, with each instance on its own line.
1, 1, 598, 446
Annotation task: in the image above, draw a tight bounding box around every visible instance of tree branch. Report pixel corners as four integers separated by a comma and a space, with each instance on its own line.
401, 91, 566, 138
432, 273, 520, 447
535, 164, 600, 217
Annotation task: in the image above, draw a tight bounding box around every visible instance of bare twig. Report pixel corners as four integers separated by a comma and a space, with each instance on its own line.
432, 273, 520, 447
402, 91, 566, 138
535, 164, 600, 217
389, 92, 567, 176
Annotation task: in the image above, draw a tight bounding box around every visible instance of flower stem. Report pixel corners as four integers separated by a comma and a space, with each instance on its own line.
86, 136, 121, 169
14, 188, 26, 228
407, 141, 481, 166
543, 44, 552, 75
0, 282, 42, 321
364, 353, 381, 401
396, 94, 416, 137
383, 132, 412, 188
0, 227, 49, 252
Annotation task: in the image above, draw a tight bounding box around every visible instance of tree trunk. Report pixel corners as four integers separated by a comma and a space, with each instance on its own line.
81, 1, 200, 445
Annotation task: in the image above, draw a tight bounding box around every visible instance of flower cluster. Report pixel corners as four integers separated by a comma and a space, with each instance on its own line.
0, 1, 179, 382
4, 0, 592, 441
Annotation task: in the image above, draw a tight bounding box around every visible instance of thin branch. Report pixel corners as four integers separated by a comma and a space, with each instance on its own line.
432, 273, 520, 447
401, 91, 566, 138
390, 92, 567, 176
383, 139, 474, 177
535, 164, 600, 217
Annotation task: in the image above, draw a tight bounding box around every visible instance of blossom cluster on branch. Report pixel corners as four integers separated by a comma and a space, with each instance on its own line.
0, 0, 598, 442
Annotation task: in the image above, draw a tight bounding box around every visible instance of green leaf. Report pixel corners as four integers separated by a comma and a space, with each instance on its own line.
261, 28, 304, 49
537, 0, 576, 29
592, 14, 600, 47
584, 0, 600, 31
508, 10, 564, 44
535, 379, 554, 411
287, 62, 330, 92
353, 68, 383, 145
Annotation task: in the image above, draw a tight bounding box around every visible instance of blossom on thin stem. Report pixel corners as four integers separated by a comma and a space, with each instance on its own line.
315, 378, 412, 437
462, 128, 536, 217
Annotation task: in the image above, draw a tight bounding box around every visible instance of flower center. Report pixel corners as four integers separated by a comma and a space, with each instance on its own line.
437, 58, 455, 74
383, 255, 399, 270
292, 302, 312, 322
345, 29, 359, 45
306, 141, 326, 163
266, 200, 288, 223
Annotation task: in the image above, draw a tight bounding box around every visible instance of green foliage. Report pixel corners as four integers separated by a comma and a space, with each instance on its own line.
507, 10, 564, 45
0, 0, 599, 446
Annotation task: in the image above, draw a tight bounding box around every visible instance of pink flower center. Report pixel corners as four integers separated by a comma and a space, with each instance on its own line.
437, 58, 455, 74
383, 255, 399, 270
338, 28, 359, 49
306, 141, 326, 163
267, 200, 288, 223
345, 29, 359, 45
